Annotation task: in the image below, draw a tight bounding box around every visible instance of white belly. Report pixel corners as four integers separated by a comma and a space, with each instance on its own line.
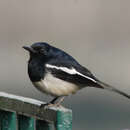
32, 73, 79, 97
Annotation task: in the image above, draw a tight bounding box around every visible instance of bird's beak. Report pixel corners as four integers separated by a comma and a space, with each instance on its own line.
23, 46, 36, 53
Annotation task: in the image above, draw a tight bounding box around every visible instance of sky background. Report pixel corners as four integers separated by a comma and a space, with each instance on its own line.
0, 0, 130, 130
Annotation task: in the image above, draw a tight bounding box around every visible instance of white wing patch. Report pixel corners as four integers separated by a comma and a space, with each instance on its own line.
46, 64, 96, 83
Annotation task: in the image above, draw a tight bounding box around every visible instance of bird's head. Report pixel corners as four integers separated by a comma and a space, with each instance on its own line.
23, 42, 51, 58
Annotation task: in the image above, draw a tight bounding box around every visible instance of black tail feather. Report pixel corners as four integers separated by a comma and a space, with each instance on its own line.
96, 80, 130, 99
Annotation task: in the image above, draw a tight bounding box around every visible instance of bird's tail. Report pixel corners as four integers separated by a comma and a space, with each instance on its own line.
96, 80, 130, 99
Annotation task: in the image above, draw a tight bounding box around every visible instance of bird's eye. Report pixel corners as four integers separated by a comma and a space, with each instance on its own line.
33, 47, 44, 53
39, 48, 44, 53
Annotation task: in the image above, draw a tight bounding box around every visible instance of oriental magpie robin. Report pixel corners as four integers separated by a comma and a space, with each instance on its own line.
23, 42, 130, 107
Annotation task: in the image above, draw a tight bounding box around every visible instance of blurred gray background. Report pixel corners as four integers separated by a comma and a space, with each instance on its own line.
0, 0, 130, 130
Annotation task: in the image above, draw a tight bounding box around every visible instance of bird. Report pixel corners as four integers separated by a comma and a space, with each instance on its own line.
23, 42, 130, 108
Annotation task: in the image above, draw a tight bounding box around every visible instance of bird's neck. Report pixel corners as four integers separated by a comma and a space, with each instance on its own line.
28, 57, 47, 82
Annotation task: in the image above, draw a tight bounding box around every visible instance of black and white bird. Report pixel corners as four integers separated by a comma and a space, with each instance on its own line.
23, 42, 130, 107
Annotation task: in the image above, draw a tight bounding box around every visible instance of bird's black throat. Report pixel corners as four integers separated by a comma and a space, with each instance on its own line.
28, 56, 47, 82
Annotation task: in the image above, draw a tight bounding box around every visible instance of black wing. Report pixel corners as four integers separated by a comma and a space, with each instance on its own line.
46, 57, 98, 87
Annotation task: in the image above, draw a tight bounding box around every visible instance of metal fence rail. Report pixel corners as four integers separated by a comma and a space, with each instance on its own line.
0, 92, 72, 130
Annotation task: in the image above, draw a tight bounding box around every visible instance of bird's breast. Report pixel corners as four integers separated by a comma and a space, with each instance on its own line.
28, 60, 45, 82
32, 73, 80, 97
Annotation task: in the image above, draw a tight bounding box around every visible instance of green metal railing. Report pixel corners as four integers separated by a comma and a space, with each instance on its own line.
0, 92, 72, 130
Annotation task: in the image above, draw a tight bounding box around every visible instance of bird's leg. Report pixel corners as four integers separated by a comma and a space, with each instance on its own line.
54, 96, 65, 106
50, 97, 59, 104
40, 97, 59, 108
40, 96, 65, 109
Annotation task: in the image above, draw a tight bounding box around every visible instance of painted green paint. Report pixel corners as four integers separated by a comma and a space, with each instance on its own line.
18, 115, 35, 130
55, 110, 72, 130
0, 93, 72, 130
36, 120, 53, 130
0, 111, 17, 130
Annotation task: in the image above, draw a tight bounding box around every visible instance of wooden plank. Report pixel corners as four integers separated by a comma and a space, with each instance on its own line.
0, 111, 17, 130
0, 92, 57, 122
18, 115, 35, 130
55, 109, 72, 130
0, 92, 72, 127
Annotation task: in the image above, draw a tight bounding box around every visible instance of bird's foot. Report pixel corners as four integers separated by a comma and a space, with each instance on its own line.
40, 103, 62, 110
40, 103, 52, 109
40, 97, 65, 110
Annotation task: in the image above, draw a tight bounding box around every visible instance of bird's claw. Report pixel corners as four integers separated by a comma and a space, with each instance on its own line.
40, 103, 61, 110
